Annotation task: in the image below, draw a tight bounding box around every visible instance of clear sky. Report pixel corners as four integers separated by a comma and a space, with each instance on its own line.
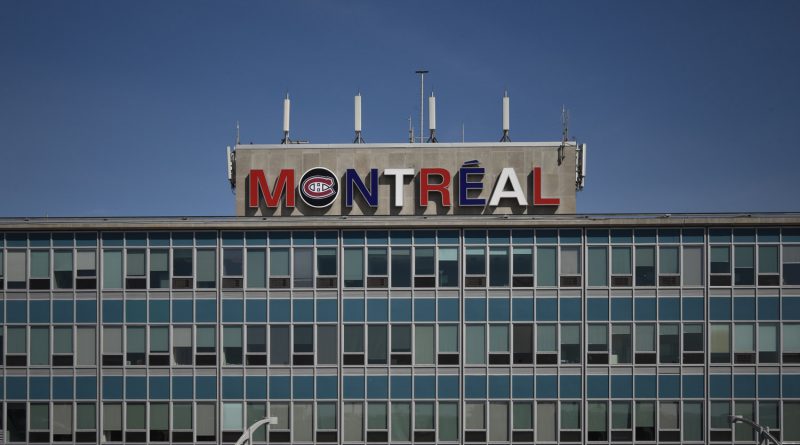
1, 0, 798, 216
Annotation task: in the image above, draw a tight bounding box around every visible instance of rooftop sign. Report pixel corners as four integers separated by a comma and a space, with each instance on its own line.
233, 142, 578, 216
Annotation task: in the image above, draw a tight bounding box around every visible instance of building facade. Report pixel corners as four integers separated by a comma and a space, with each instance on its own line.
1, 143, 800, 444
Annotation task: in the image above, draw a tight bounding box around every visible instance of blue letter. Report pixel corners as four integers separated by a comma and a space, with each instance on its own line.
346, 168, 379, 207
458, 167, 485, 206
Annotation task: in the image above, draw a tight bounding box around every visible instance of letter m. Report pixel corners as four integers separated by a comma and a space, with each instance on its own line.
248, 169, 295, 208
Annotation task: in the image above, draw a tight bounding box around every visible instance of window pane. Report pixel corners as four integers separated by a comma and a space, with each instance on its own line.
465, 403, 485, 430
489, 247, 510, 286
246, 249, 266, 288
415, 247, 434, 275
759, 246, 778, 274
196, 403, 216, 437
391, 403, 411, 441
368, 325, 387, 364
537, 247, 556, 286
659, 402, 679, 429
223, 248, 243, 276
150, 403, 169, 431
30, 250, 50, 278
368, 403, 387, 430
344, 248, 364, 287
317, 248, 337, 276
635, 324, 655, 351
149, 250, 169, 288
439, 325, 458, 352
612, 247, 631, 275
490, 325, 509, 352
683, 246, 703, 286
344, 325, 364, 353
490, 402, 509, 441
77, 327, 96, 365
270, 326, 290, 365
711, 246, 730, 273
537, 402, 556, 441
513, 402, 533, 430
54, 326, 73, 353
173, 249, 193, 277
223, 402, 243, 430
537, 324, 556, 352
734, 324, 755, 352
31, 327, 50, 365
439, 403, 459, 441
173, 403, 192, 430
560, 246, 580, 275
612, 402, 631, 429
588, 402, 607, 434
415, 402, 434, 430
318, 325, 337, 364
196, 250, 216, 287
103, 250, 122, 288
659, 247, 679, 274
466, 247, 486, 275
513, 247, 532, 275
415, 325, 434, 364
294, 248, 313, 287
466, 325, 486, 364
127, 250, 146, 276
683, 402, 703, 441
711, 324, 731, 353
343, 403, 363, 441
368, 248, 388, 276
270, 248, 289, 276
77, 403, 96, 430
126, 403, 145, 429
588, 247, 608, 286
391, 248, 411, 287
561, 402, 580, 429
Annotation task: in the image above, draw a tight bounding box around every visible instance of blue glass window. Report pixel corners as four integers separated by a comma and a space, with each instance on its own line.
559, 230, 581, 244
391, 299, 412, 322
710, 297, 732, 320
682, 298, 704, 320
634, 229, 656, 244
465, 376, 487, 399
781, 375, 800, 397
223, 376, 244, 399
682, 375, 704, 398
149, 300, 169, 323
438, 299, 459, 322
103, 376, 123, 400
6, 300, 27, 323
658, 298, 680, 321
610, 298, 633, 321
783, 297, 800, 320
149, 377, 170, 400
367, 376, 388, 399
536, 375, 557, 399
293, 299, 314, 322
464, 298, 486, 321
734, 297, 756, 320
29, 376, 50, 399
635, 375, 656, 398
195, 377, 216, 399
172, 377, 194, 400
125, 300, 146, 323
246, 299, 267, 323
390, 376, 412, 399
52, 300, 74, 323
29, 300, 50, 323
587, 229, 609, 244
488, 229, 510, 244
293, 376, 314, 399
6, 376, 27, 399
269, 299, 290, 322
488, 298, 510, 321
536, 298, 557, 321
587, 298, 608, 321
343, 299, 365, 322
53, 377, 74, 399
611, 375, 633, 398
587, 375, 608, 398
438, 376, 459, 399
343, 376, 365, 399
414, 376, 436, 398
512, 229, 533, 245
734, 375, 756, 398
658, 375, 680, 398
658, 229, 680, 244
316, 299, 337, 322
682, 228, 705, 243
758, 375, 780, 398
634, 298, 656, 321
560, 375, 581, 398
512, 298, 534, 321
246, 376, 267, 399
126, 376, 147, 399
758, 297, 780, 320
464, 230, 486, 245
102, 300, 123, 323
342, 231, 364, 245
390, 230, 412, 245
75, 377, 96, 399
172, 300, 193, 323
709, 228, 731, 243
366, 231, 389, 245
733, 228, 756, 242
269, 376, 290, 399
489, 375, 510, 399
535, 230, 557, 244
317, 376, 337, 399
783, 228, 800, 242
610, 229, 633, 244
414, 299, 436, 322
560, 298, 581, 321
223, 299, 244, 322
710, 375, 731, 398
512, 375, 534, 398
367, 299, 388, 322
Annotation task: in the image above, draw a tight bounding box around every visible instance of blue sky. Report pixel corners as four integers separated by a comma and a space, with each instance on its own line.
1, 0, 798, 216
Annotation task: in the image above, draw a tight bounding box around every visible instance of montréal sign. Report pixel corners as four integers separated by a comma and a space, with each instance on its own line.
248, 164, 560, 209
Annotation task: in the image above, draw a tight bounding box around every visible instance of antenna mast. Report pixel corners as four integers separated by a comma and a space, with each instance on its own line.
415, 70, 428, 143
558, 105, 569, 164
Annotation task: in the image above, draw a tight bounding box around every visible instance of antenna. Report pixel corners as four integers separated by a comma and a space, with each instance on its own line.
281, 93, 291, 144
415, 70, 428, 143
461, 122, 465, 143
559, 105, 569, 164
426, 92, 438, 142
354, 92, 365, 143
500, 90, 511, 142
408, 115, 414, 143
235, 121, 240, 146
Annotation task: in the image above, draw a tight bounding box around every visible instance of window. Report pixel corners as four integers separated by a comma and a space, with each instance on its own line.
368, 325, 387, 365
659, 324, 679, 364
104, 250, 122, 289
465, 402, 486, 442
489, 247, 510, 287
196, 403, 216, 441
734, 323, 756, 363
710, 246, 731, 285
76, 250, 97, 289
611, 401, 632, 441
784, 324, 800, 363
245, 325, 267, 365
222, 248, 243, 289
710, 401, 732, 441
512, 402, 533, 442
784, 246, 800, 285
734, 401, 755, 442
390, 325, 412, 365
126, 250, 146, 289
30, 403, 50, 442
367, 247, 388, 288
560, 402, 581, 442
7, 251, 26, 289
683, 324, 704, 364
438, 247, 458, 287
512, 324, 533, 364
683, 246, 703, 286
246, 249, 266, 288
172, 327, 192, 366
415, 247, 435, 287
635, 324, 656, 364
76, 403, 96, 441
343, 325, 365, 365
103, 326, 123, 366
760, 401, 780, 440
438, 325, 459, 364
758, 323, 779, 363
53, 326, 74, 366
587, 324, 608, 364
635, 401, 655, 440
391, 247, 411, 287
294, 403, 313, 441
659, 402, 680, 442
196, 250, 216, 288
711, 324, 731, 363
30, 250, 51, 289
537, 402, 556, 442
391, 402, 411, 442
414, 402, 435, 442
270, 248, 290, 288
439, 402, 459, 442
126, 403, 146, 442
293, 325, 314, 365
344, 402, 363, 442
611, 246, 632, 286
149, 250, 169, 289
611, 324, 632, 364
6, 403, 27, 442
344, 248, 364, 287
414, 325, 434, 365
196, 326, 216, 365
30, 326, 50, 365
635, 247, 655, 286
658, 247, 679, 286
172, 403, 193, 442
758, 245, 779, 285
537, 324, 557, 364
588, 402, 608, 441
588, 247, 608, 286
367, 402, 388, 442
317, 325, 337, 365
294, 248, 313, 288
317, 403, 337, 442
150, 403, 169, 442
465, 247, 486, 287
559, 246, 581, 287
77, 327, 96, 366
223, 326, 243, 365
103, 403, 122, 442
512, 247, 533, 287
734, 246, 755, 285
560, 325, 580, 364
172, 249, 193, 289
316, 247, 337, 288
126, 326, 146, 365
54, 250, 73, 289
489, 324, 510, 364
270, 326, 290, 365
149, 326, 169, 366
490, 402, 509, 442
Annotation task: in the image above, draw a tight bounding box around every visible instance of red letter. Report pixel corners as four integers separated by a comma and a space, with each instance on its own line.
248, 169, 295, 208
533, 167, 560, 206
420, 168, 452, 207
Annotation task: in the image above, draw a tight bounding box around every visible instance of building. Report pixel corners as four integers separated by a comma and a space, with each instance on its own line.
1, 141, 800, 444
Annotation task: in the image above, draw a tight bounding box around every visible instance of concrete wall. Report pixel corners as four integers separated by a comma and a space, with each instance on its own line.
234, 142, 577, 216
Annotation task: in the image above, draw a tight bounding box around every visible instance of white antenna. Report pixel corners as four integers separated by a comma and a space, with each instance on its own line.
426, 92, 438, 143
500, 90, 511, 142
281, 93, 291, 144
226, 145, 234, 189
354, 92, 365, 143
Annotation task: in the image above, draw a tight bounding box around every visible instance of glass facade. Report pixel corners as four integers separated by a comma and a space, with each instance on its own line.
0, 225, 799, 444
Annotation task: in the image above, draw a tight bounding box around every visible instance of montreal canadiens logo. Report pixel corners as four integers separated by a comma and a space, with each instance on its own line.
299, 167, 339, 208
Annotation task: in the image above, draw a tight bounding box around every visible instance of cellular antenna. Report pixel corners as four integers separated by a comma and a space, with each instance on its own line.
415, 70, 428, 143
235, 121, 240, 146
354, 92, 365, 143
559, 105, 569, 164
281, 93, 291, 144
426, 92, 438, 143
408, 115, 414, 143
500, 90, 511, 142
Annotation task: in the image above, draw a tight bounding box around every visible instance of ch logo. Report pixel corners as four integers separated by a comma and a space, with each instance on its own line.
299, 167, 339, 208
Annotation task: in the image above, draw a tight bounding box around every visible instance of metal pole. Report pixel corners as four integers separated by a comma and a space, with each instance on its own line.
416, 70, 428, 143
